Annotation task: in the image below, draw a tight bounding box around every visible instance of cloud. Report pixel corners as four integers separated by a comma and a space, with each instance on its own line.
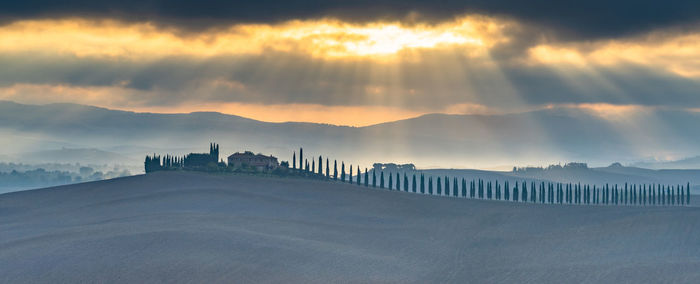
2, 16, 700, 122
3, 1, 700, 39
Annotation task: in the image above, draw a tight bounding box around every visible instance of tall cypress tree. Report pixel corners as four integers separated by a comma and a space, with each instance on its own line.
453, 178, 458, 197
388, 172, 393, 190
357, 166, 361, 186
326, 159, 330, 179
299, 148, 303, 171
341, 162, 346, 182
514, 182, 519, 202
437, 177, 442, 195
372, 171, 376, 187
349, 165, 353, 183
487, 181, 492, 199
312, 159, 315, 174
444, 176, 449, 196
318, 156, 323, 175
292, 151, 296, 170
462, 178, 467, 198
380, 171, 385, 188
413, 174, 417, 193
687, 182, 691, 205
522, 181, 527, 203
428, 177, 433, 194
421, 174, 425, 194
396, 173, 400, 191
404, 173, 409, 192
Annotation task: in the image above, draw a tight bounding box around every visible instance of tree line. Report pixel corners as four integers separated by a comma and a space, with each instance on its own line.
292, 147, 692, 207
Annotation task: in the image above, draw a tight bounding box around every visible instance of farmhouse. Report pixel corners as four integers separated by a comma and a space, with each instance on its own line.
228, 151, 279, 171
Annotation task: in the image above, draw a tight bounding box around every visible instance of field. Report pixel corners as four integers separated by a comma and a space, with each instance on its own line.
1, 172, 699, 283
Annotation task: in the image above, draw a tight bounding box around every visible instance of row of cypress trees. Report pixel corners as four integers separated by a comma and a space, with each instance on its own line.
292, 148, 692, 206
358, 172, 692, 206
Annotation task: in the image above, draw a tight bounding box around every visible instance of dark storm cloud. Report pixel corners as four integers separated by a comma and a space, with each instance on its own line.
2, 1, 700, 39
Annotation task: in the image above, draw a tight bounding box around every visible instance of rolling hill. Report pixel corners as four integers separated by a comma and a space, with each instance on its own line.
1, 172, 699, 282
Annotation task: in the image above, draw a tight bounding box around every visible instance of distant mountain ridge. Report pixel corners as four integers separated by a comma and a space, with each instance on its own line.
1, 100, 700, 170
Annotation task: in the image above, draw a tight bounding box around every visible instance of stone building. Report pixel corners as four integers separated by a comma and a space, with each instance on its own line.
228, 151, 279, 171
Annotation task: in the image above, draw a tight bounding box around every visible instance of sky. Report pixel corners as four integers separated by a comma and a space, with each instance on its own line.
2, 1, 700, 126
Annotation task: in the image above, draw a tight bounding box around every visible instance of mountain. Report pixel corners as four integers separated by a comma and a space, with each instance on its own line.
631, 156, 700, 170
1, 172, 699, 282
2, 100, 700, 170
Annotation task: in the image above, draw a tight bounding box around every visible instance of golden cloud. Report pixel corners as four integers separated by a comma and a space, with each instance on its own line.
528, 31, 700, 78
0, 16, 512, 61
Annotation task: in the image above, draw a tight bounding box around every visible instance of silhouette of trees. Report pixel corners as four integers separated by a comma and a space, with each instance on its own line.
462, 178, 467, 198
380, 171, 385, 188
299, 148, 303, 171
437, 177, 442, 195
396, 172, 400, 191
428, 177, 434, 194
372, 170, 376, 187
341, 162, 346, 182
421, 174, 425, 194
413, 174, 417, 193
357, 166, 361, 186
318, 156, 323, 175
333, 160, 338, 180
292, 151, 296, 170
404, 173, 409, 192
388, 172, 393, 190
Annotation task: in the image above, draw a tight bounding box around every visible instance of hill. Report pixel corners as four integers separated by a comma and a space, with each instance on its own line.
1, 172, 699, 282
2, 101, 700, 169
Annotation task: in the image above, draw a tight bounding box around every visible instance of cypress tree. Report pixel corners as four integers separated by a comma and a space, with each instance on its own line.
421, 174, 425, 194
462, 178, 467, 198
318, 156, 323, 175
312, 159, 315, 174
327, 159, 330, 179
437, 177, 442, 195
333, 160, 338, 180
349, 165, 353, 183
299, 148, 303, 171
292, 151, 296, 170
380, 171, 385, 188
341, 162, 346, 182
478, 178, 484, 198
514, 182, 519, 202
396, 173, 400, 191
486, 182, 491, 199
305, 159, 309, 172
357, 166, 361, 186
671, 185, 675, 205
531, 182, 536, 203
478, 179, 483, 199
404, 173, 409, 192
388, 172, 393, 190
687, 182, 691, 205
453, 178, 458, 197
428, 177, 433, 195
444, 176, 449, 196
522, 181, 527, 203
372, 171, 376, 187
413, 174, 417, 193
